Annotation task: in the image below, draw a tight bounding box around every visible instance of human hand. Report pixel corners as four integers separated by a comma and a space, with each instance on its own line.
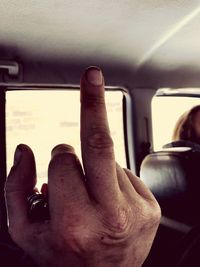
5, 66, 161, 267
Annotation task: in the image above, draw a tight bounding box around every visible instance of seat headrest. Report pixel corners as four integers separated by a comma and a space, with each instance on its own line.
140, 148, 200, 225
163, 140, 200, 151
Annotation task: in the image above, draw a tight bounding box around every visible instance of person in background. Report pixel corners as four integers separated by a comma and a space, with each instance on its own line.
5, 66, 161, 267
172, 105, 200, 144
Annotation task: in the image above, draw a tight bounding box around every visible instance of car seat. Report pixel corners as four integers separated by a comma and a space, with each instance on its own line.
140, 144, 200, 267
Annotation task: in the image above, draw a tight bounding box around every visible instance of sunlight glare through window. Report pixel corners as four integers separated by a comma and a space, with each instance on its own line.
6, 90, 126, 189
152, 96, 200, 151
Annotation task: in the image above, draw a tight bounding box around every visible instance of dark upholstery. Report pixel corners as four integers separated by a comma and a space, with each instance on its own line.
163, 140, 200, 151
140, 145, 200, 266
140, 146, 200, 225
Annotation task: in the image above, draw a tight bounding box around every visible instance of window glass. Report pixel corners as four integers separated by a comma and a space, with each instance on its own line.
152, 95, 200, 151
6, 90, 126, 188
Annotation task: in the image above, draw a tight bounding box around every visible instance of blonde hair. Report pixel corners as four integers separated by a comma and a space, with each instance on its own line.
172, 105, 200, 144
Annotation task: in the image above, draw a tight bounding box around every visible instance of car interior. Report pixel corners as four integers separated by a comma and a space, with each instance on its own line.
1, 1, 200, 266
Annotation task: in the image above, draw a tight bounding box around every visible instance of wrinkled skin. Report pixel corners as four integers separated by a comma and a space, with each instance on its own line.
5, 67, 161, 267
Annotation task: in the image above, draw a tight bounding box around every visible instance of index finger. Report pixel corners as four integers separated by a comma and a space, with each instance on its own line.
80, 67, 120, 207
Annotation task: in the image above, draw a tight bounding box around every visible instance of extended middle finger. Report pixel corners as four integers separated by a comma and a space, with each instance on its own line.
80, 67, 121, 207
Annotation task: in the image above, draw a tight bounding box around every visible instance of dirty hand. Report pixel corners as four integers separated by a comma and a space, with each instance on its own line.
5, 67, 161, 267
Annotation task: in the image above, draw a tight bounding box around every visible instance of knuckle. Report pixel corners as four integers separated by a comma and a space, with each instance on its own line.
139, 200, 161, 227
151, 201, 162, 223
52, 222, 90, 254
82, 94, 105, 109
112, 209, 130, 233
104, 206, 131, 234
4, 171, 19, 193
87, 130, 114, 155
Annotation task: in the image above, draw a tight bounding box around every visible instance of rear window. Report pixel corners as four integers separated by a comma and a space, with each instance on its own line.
152, 94, 200, 151
6, 89, 126, 188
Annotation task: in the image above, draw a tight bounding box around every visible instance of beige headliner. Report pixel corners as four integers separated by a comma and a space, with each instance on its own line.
1, 0, 200, 87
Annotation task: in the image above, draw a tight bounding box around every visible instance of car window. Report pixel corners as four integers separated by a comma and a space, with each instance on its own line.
152, 94, 200, 151
6, 89, 126, 188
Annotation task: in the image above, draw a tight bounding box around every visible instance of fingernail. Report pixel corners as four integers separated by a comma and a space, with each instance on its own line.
86, 66, 103, 86
51, 144, 75, 158
14, 146, 22, 166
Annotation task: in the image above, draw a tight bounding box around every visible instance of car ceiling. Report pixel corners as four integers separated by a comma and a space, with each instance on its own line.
1, 0, 200, 88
